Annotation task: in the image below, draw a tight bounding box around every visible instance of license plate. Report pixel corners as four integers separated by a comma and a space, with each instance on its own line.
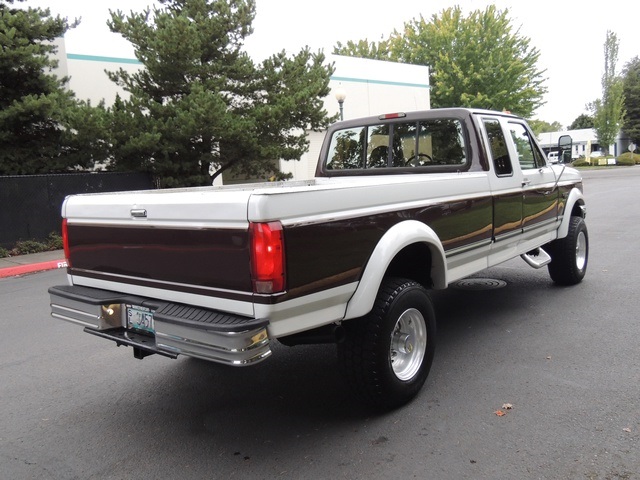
126, 304, 154, 334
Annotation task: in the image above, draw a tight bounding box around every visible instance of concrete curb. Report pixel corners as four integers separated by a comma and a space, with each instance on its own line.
0, 259, 67, 278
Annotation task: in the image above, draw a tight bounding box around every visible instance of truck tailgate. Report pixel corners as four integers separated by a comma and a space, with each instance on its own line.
63, 187, 254, 298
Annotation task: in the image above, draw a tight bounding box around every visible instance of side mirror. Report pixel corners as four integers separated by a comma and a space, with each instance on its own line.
558, 135, 572, 164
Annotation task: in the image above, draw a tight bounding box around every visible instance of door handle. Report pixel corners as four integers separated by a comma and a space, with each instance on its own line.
521, 178, 531, 187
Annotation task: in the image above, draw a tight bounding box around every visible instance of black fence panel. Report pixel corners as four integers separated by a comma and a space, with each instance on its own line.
1, 172, 154, 248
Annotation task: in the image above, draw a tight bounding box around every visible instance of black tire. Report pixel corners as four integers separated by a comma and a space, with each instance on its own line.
338, 277, 436, 410
547, 216, 589, 285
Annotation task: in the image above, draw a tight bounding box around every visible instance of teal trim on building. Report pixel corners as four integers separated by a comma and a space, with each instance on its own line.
64, 55, 429, 89
67, 53, 141, 65
331, 75, 430, 90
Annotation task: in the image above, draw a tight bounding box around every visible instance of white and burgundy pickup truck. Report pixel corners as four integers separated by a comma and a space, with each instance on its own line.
49, 108, 588, 409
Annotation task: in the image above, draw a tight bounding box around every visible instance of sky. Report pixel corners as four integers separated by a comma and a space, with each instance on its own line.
22, 0, 640, 128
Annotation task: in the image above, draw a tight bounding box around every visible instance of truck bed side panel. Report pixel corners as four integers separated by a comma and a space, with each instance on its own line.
282, 195, 493, 299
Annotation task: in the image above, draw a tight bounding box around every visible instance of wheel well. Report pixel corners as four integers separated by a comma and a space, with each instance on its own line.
386, 243, 433, 288
571, 201, 585, 218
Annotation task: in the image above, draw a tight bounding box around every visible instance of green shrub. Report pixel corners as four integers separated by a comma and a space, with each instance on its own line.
46, 232, 63, 250
1, 232, 63, 257
571, 158, 589, 167
616, 157, 634, 166
14, 240, 49, 255
616, 151, 639, 165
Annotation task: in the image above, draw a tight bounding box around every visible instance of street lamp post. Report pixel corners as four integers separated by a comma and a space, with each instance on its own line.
334, 86, 346, 121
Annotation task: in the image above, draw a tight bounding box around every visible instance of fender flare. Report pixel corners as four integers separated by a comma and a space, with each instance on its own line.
343, 220, 447, 320
557, 187, 585, 239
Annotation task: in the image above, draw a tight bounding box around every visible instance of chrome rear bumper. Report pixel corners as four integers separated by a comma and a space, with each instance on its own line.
48, 285, 271, 366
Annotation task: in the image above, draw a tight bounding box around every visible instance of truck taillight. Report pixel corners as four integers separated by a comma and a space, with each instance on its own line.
62, 218, 71, 267
250, 221, 285, 294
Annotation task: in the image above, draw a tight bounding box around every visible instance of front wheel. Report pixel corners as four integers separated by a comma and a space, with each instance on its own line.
338, 277, 436, 410
547, 216, 589, 285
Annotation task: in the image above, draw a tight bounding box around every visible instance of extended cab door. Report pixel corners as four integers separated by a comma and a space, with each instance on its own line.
480, 115, 559, 256
504, 119, 559, 235
481, 116, 523, 242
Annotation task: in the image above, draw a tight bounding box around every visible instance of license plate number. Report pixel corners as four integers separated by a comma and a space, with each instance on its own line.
126, 305, 154, 333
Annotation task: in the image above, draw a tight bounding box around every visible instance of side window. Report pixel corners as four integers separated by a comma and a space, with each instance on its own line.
326, 127, 365, 170
508, 122, 545, 170
483, 118, 512, 176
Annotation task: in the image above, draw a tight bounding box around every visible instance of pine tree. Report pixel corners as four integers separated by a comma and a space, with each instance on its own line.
106, 0, 334, 187
333, 39, 391, 60
0, 0, 104, 174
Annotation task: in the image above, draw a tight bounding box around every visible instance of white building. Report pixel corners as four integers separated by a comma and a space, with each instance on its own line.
538, 128, 627, 159
538, 129, 601, 159
56, 44, 430, 183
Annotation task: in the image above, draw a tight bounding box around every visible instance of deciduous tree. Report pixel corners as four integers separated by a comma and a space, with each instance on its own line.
334, 6, 547, 118
621, 56, 640, 144
588, 30, 625, 154
528, 119, 563, 136
569, 114, 594, 130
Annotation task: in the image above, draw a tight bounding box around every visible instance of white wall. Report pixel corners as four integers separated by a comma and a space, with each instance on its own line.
281, 54, 430, 179
326, 54, 430, 119
65, 54, 142, 105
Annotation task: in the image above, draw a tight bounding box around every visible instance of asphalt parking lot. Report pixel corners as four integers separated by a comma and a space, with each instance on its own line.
1, 167, 639, 480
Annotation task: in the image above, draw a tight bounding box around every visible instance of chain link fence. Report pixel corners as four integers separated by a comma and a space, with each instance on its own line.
1, 172, 154, 248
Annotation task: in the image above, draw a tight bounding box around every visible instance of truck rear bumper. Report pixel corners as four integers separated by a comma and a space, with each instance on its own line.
48, 285, 271, 366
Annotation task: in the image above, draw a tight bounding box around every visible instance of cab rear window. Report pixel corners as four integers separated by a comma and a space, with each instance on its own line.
325, 118, 468, 171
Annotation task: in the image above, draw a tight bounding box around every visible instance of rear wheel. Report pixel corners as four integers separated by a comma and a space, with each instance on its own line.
547, 216, 589, 285
338, 277, 436, 410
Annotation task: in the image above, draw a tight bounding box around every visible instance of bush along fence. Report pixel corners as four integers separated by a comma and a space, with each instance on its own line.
0, 172, 154, 250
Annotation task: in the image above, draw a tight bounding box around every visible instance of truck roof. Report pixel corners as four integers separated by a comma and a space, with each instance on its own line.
331, 108, 521, 129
